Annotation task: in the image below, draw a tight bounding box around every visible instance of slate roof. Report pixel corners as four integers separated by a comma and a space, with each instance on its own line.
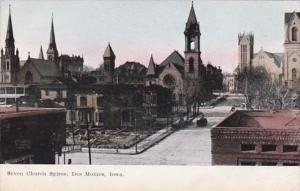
27, 58, 60, 77
285, 12, 300, 24
103, 43, 115, 58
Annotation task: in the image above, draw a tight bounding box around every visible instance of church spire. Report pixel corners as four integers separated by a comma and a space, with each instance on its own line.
47, 13, 58, 62
186, 1, 198, 29
39, 45, 44, 60
103, 43, 115, 58
146, 54, 156, 76
5, 4, 15, 55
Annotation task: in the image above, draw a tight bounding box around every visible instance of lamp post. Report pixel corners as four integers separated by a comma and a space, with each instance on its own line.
85, 110, 92, 165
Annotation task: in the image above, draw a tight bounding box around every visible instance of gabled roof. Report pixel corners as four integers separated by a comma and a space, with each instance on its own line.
26, 58, 60, 77
103, 43, 115, 58
146, 55, 156, 76
285, 12, 300, 24
160, 50, 184, 67
264, 51, 284, 68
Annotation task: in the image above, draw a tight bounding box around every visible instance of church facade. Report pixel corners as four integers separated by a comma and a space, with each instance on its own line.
237, 12, 300, 91
0, 7, 83, 86
145, 3, 206, 105
0, 7, 83, 105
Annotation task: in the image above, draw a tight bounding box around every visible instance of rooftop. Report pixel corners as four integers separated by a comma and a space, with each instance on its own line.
0, 107, 65, 120
215, 110, 300, 130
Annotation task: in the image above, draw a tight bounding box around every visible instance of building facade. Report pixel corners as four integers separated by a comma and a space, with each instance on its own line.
237, 12, 300, 91
0, 107, 65, 164
211, 110, 300, 166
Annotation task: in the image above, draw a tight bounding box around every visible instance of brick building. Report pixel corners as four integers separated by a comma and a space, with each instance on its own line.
0, 107, 65, 164
211, 110, 300, 166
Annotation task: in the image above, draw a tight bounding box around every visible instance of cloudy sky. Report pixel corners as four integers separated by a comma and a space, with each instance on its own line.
0, 1, 299, 72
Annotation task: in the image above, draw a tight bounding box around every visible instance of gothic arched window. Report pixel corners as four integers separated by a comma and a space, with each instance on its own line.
292, 27, 298, 42
25, 71, 33, 84
292, 68, 297, 81
189, 58, 194, 73
163, 74, 175, 88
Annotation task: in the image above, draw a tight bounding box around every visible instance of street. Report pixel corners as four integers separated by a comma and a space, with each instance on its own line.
61, 96, 243, 165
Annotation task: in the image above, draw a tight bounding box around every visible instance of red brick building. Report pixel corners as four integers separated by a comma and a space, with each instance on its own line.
211, 110, 300, 166
0, 107, 65, 164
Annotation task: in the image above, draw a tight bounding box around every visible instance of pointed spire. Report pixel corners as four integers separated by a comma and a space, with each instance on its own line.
146, 54, 156, 76
39, 45, 44, 60
186, 2, 198, 28
49, 13, 57, 49
5, 4, 15, 53
103, 43, 115, 58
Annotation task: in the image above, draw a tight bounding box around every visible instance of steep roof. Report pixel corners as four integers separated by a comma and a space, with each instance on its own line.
146, 55, 156, 76
186, 3, 198, 29
39, 45, 44, 60
285, 12, 300, 24
27, 58, 60, 77
6, 6, 14, 43
160, 50, 184, 67
103, 43, 115, 58
264, 51, 284, 68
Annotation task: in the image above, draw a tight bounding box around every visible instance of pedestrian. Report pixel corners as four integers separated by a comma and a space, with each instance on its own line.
68, 158, 72, 165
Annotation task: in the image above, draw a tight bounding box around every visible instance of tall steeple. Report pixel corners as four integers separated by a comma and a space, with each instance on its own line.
186, 1, 198, 30
39, 45, 44, 60
47, 13, 58, 62
184, 2, 203, 79
5, 4, 15, 56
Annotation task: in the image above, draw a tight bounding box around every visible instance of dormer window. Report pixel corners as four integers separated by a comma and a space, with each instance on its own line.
292, 27, 298, 42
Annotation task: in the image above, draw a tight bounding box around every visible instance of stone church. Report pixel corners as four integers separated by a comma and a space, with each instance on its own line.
0, 7, 84, 86
237, 11, 300, 91
145, 3, 205, 104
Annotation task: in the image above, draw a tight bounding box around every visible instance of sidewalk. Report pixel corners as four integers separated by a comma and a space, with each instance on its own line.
81, 126, 175, 155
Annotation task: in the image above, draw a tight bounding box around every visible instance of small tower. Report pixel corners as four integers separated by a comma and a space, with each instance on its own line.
0, 5, 20, 84
238, 32, 254, 73
47, 14, 59, 63
103, 43, 115, 76
145, 54, 156, 86
39, 45, 44, 60
184, 2, 203, 79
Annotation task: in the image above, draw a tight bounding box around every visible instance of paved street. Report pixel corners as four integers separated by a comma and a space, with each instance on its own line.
61, 96, 243, 165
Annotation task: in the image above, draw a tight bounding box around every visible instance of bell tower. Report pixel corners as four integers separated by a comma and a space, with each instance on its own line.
184, 2, 203, 79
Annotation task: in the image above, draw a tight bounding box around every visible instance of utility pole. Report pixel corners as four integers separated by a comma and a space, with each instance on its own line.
135, 111, 137, 154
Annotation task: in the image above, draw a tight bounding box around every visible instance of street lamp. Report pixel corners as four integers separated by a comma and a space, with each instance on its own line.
84, 111, 92, 165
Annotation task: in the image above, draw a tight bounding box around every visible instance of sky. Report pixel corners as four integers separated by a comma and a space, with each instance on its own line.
0, 0, 299, 73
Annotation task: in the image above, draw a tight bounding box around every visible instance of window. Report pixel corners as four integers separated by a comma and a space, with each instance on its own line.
261, 144, 277, 152
189, 57, 194, 73
80, 96, 87, 106
0, 88, 5, 94
16, 88, 24, 94
241, 144, 256, 151
45, 90, 49, 96
163, 74, 175, 88
25, 71, 33, 84
292, 27, 298, 41
6, 62, 9, 70
283, 145, 298, 153
283, 163, 299, 166
292, 68, 297, 81
6, 87, 15, 94
261, 162, 277, 166
97, 96, 102, 107
190, 41, 195, 50
240, 161, 256, 166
